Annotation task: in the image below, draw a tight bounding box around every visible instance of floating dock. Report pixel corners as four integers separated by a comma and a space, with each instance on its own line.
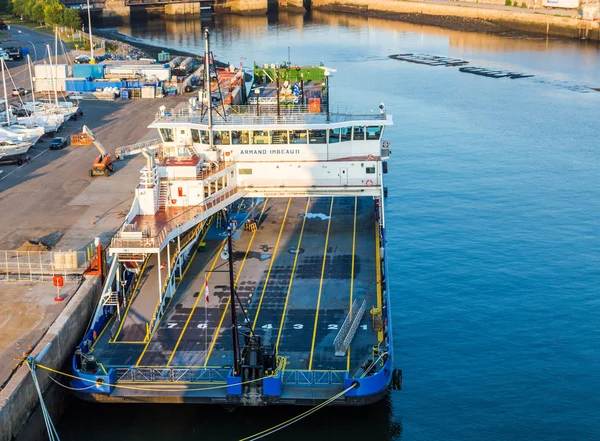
389, 53, 468, 67
459, 66, 534, 79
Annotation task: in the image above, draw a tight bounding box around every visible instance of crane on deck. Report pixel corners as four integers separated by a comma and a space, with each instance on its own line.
71, 125, 114, 177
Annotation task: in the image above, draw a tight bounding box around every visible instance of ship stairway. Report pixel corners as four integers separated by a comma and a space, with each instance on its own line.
333, 299, 366, 357
187, 144, 198, 156
158, 180, 169, 211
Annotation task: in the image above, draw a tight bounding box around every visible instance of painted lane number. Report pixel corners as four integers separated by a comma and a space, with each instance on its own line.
196, 323, 208, 329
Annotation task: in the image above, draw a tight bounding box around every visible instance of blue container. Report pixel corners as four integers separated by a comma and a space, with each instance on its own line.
73, 64, 105, 80
22, 47, 30, 56
121, 89, 130, 100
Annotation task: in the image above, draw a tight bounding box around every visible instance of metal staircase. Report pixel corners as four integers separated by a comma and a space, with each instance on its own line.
158, 181, 169, 211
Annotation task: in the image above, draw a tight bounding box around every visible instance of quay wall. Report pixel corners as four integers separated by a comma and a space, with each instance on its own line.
214, 0, 269, 14
0, 276, 102, 441
311, 0, 600, 40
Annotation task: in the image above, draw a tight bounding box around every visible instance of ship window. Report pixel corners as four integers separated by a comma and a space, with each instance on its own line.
353, 126, 365, 141
160, 128, 174, 142
366, 167, 376, 174
200, 130, 209, 144
191, 129, 201, 143
271, 130, 288, 144
340, 127, 352, 141
232, 130, 249, 145
291, 130, 308, 144
328, 128, 340, 143
309, 130, 326, 144
366, 126, 382, 140
214, 131, 231, 146
239, 168, 253, 175
251, 130, 270, 145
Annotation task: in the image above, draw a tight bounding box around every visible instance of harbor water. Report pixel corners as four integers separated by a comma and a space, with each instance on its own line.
57, 11, 600, 441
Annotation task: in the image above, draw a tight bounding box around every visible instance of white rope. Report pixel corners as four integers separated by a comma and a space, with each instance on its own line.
45, 371, 97, 391
26, 359, 61, 441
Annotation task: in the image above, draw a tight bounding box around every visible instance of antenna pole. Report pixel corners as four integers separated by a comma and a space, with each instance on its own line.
227, 223, 241, 376
204, 28, 213, 150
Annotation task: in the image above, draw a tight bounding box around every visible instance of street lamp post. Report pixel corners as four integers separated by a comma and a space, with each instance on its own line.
86, 0, 94, 60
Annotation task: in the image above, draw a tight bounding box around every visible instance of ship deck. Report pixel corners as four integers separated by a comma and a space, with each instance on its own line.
91, 197, 380, 378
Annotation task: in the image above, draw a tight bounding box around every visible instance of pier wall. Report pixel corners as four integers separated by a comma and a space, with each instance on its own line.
164, 2, 203, 15
278, 0, 306, 11
311, 0, 600, 40
0, 276, 102, 441
215, 0, 268, 14
103, 0, 131, 18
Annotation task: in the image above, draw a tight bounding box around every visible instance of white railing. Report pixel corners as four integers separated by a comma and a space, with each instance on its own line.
154, 105, 387, 127
334, 299, 366, 357
0, 250, 88, 281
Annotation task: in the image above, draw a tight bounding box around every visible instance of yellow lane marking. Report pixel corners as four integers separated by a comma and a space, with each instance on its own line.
308, 197, 334, 371
251, 198, 292, 331
348, 196, 357, 372
203, 200, 270, 368
275, 199, 310, 352
134, 219, 213, 365
112, 255, 151, 342
375, 220, 383, 342
165, 241, 226, 366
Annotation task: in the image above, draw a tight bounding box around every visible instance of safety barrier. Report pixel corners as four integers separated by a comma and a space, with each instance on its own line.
0, 250, 88, 281
114, 367, 230, 383
282, 370, 346, 386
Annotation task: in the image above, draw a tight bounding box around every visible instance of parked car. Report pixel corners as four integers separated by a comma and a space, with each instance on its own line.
6, 47, 23, 60
74, 55, 91, 64
49, 137, 67, 150
11, 87, 26, 96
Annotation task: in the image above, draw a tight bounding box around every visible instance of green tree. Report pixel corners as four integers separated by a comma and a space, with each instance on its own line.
61, 7, 81, 30
44, 1, 63, 27
12, 0, 27, 17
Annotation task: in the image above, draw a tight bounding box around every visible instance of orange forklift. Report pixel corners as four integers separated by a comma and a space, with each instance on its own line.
71, 125, 114, 177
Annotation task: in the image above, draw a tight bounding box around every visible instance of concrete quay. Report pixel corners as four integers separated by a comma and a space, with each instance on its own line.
311, 0, 600, 40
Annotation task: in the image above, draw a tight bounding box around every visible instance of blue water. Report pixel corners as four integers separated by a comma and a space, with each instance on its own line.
57, 12, 600, 441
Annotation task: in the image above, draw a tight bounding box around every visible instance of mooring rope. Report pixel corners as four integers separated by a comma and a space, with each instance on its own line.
26, 357, 61, 441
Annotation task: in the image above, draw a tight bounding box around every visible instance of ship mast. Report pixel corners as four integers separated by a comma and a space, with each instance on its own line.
204, 28, 213, 150
226, 219, 241, 376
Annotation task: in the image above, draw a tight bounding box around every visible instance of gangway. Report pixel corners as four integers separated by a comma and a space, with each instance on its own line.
114, 138, 163, 161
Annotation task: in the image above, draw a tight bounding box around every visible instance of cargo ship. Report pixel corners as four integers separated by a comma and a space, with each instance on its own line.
71, 29, 401, 406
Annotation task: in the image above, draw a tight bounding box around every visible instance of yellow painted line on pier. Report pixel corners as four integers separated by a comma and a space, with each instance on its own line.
203, 200, 270, 368
251, 198, 292, 331
112, 255, 151, 342
375, 220, 383, 342
135, 219, 214, 365
164, 240, 226, 367
348, 196, 357, 372
90, 316, 114, 351
308, 197, 334, 371
275, 199, 310, 353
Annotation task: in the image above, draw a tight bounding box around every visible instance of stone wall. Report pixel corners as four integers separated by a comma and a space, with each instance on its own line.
0, 276, 102, 441
311, 0, 599, 40
215, 0, 269, 14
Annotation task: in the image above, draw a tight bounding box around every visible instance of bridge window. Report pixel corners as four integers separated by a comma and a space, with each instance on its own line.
328, 128, 340, 143
159, 128, 174, 143
340, 127, 352, 142
309, 129, 327, 144
191, 129, 200, 143
232, 130, 249, 145
366, 166, 376, 174
290, 130, 308, 144
200, 130, 209, 144
251, 130, 270, 145
366, 126, 382, 140
353, 126, 365, 141
271, 130, 288, 144
214, 131, 231, 145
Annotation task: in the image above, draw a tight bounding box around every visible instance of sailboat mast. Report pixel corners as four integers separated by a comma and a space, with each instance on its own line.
47, 44, 59, 108
27, 55, 35, 110
204, 28, 213, 149
54, 27, 58, 67
2, 59, 11, 125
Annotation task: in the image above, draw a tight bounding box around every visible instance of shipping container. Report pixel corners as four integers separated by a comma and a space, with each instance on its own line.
34, 78, 66, 92
34, 64, 68, 79
72, 64, 105, 79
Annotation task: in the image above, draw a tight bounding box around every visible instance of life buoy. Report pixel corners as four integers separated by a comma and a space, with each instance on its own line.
366, 179, 374, 187
171, 199, 177, 204
382, 140, 391, 148
367, 154, 374, 161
